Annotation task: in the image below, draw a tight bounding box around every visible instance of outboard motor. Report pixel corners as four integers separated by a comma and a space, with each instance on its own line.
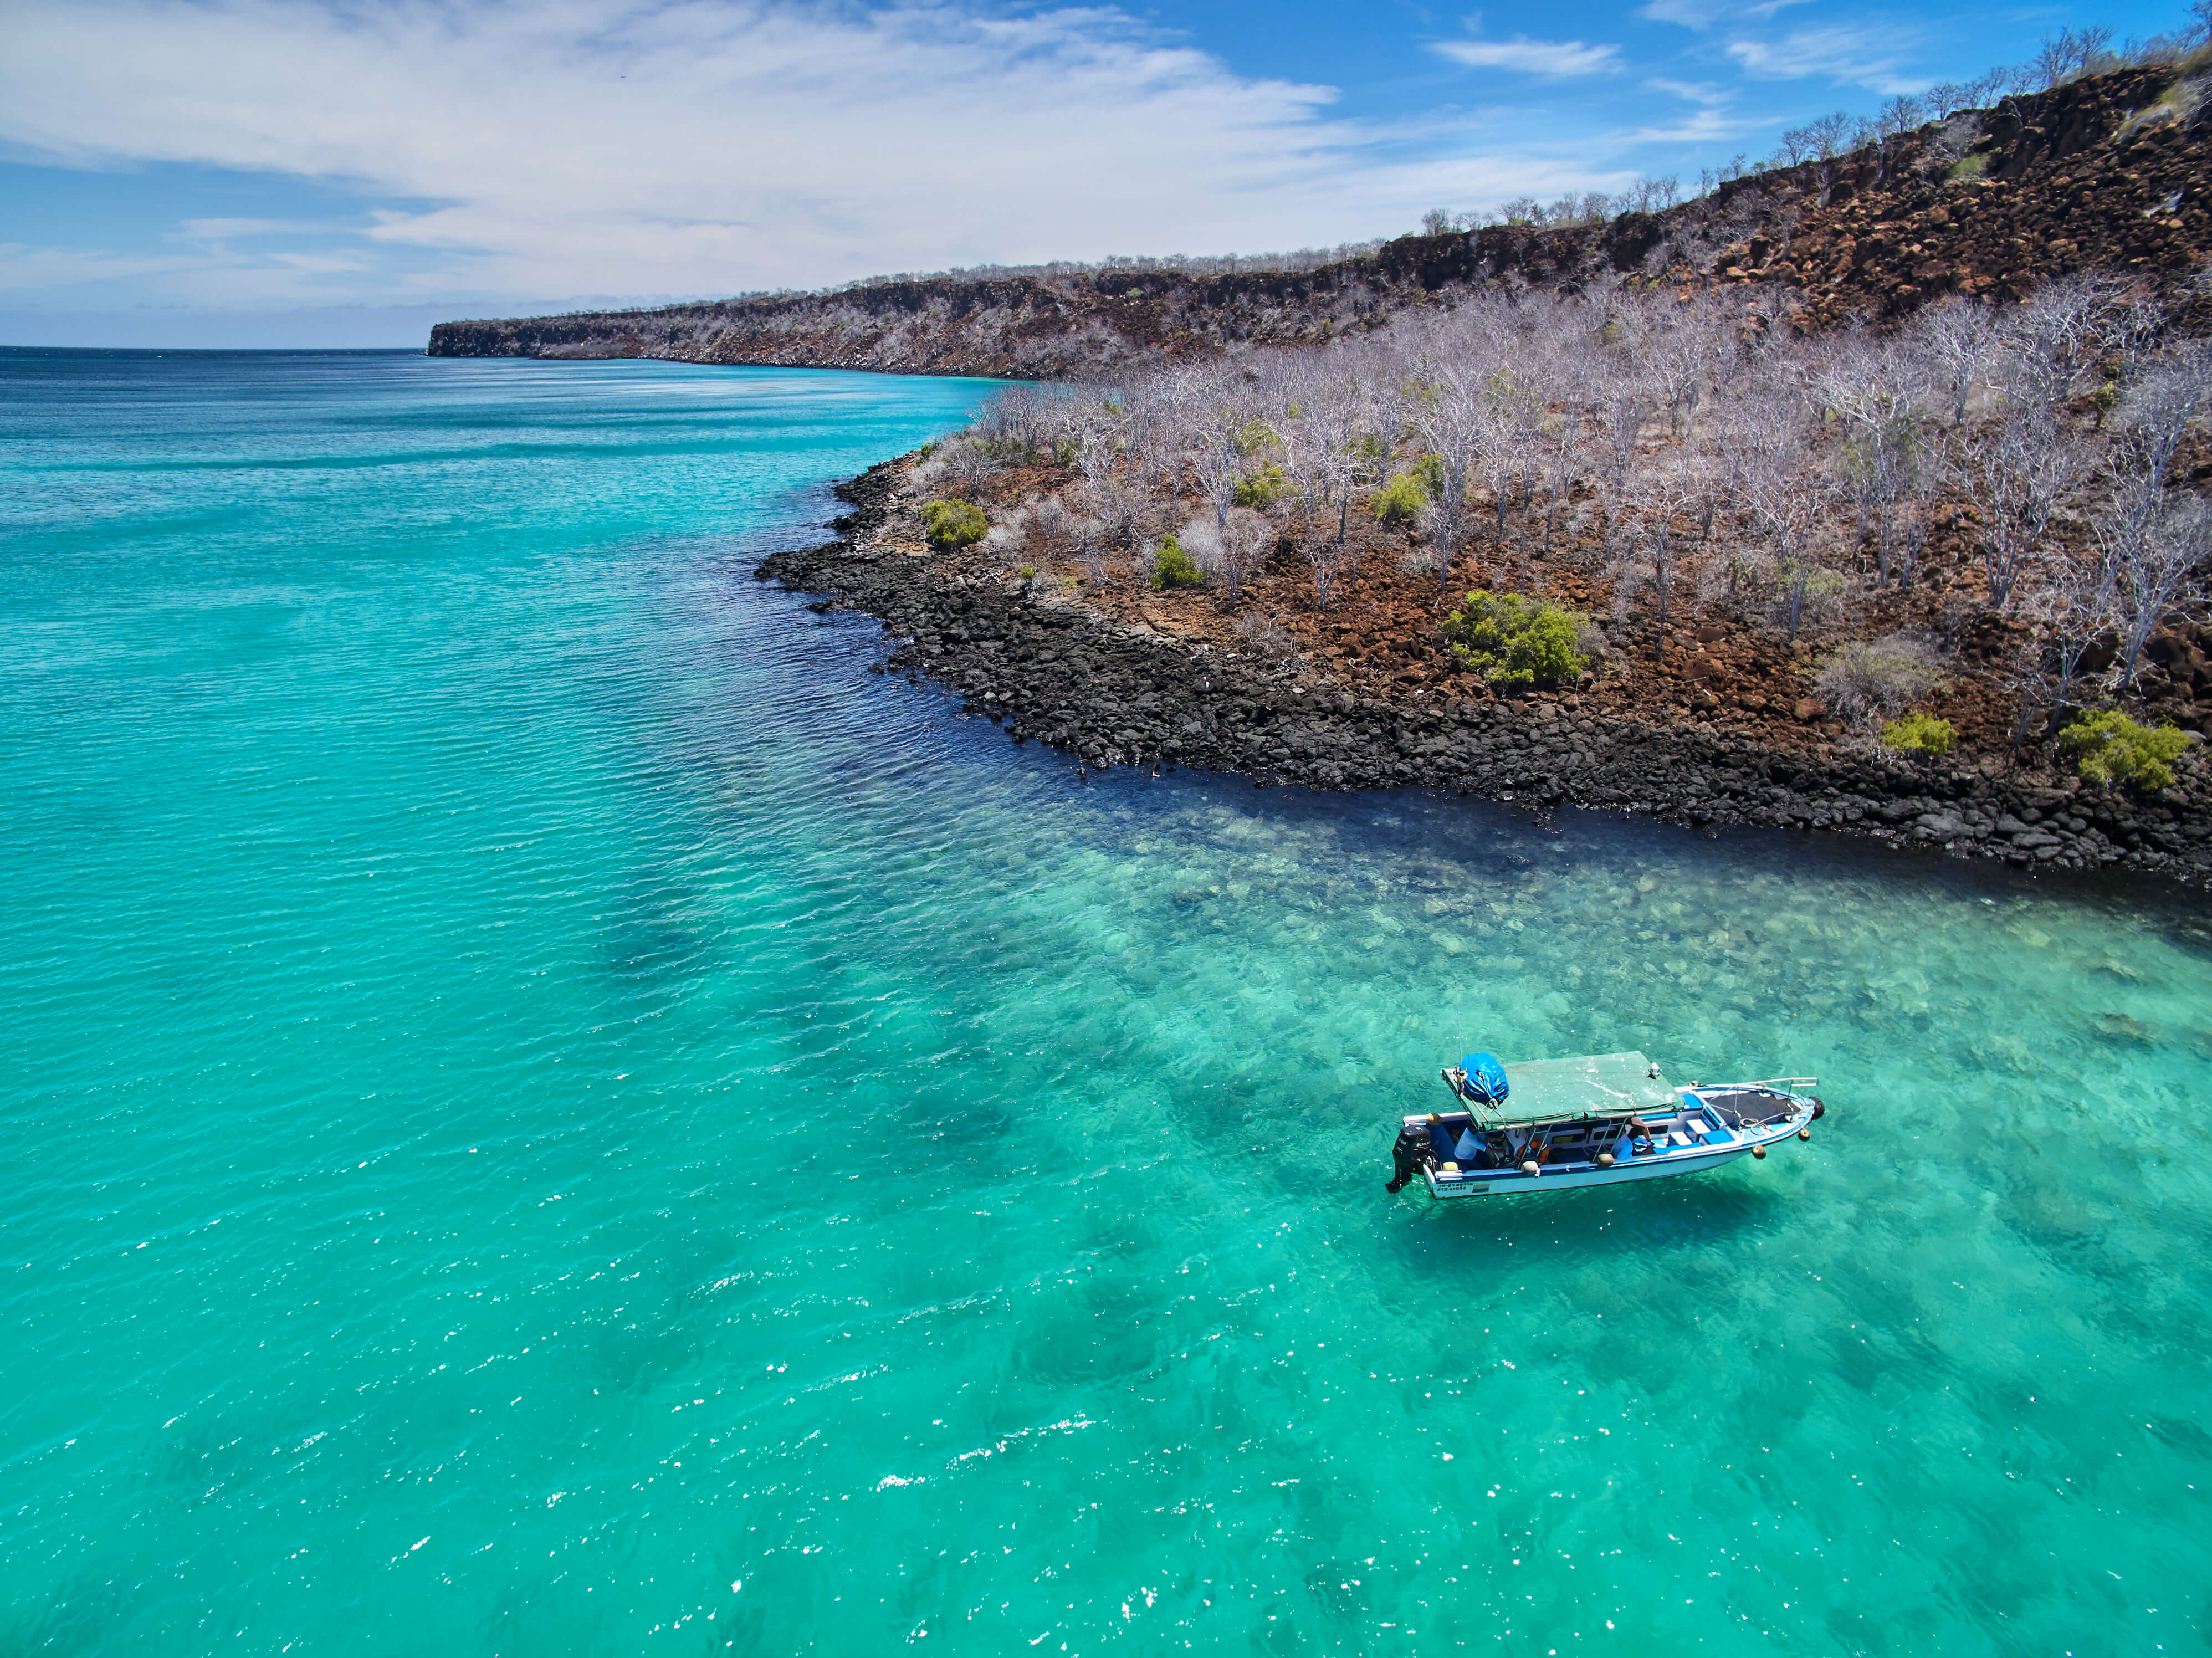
1386, 1123, 1437, 1194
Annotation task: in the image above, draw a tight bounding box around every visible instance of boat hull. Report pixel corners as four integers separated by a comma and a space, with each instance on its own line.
1411, 1081, 1820, 1199
1424, 1141, 1756, 1196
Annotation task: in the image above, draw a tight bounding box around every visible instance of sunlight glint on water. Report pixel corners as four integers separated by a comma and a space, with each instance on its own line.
2, 348, 2209, 1656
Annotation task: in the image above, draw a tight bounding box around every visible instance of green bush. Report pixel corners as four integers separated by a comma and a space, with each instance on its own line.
921, 498, 988, 551
1881, 712, 1957, 756
1370, 454, 1446, 526
2060, 710, 2191, 791
1370, 472, 1426, 527
1233, 418, 1278, 457
1234, 464, 1289, 509
1150, 535, 1204, 590
1440, 590, 1588, 692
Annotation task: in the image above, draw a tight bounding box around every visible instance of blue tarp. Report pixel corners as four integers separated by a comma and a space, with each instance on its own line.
1458, 1052, 1510, 1106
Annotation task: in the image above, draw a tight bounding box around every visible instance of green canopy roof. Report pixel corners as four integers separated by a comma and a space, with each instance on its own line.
1462, 1051, 1680, 1126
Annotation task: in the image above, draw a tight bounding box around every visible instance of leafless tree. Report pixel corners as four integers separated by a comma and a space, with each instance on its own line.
2108, 494, 2211, 689
2096, 288, 2169, 393
1307, 375, 1381, 552
1646, 301, 1718, 440
2110, 339, 2212, 505
1266, 358, 1330, 540
1907, 296, 2000, 426
918, 272, 2205, 718
972, 384, 1056, 458
1184, 397, 1253, 540
1622, 467, 1699, 662
2033, 24, 2115, 87
1533, 346, 1596, 558
1743, 403, 1836, 641
1027, 493, 1077, 564
1472, 367, 1537, 556
1304, 531, 1360, 611
943, 437, 997, 498
1113, 373, 1175, 492
2027, 550, 2124, 736
1182, 508, 1270, 612
1071, 515, 1112, 586
2001, 274, 2119, 408
1400, 340, 1492, 594
1820, 331, 1910, 568
1888, 448, 1943, 591
1954, 400, 2090, 610
1077, 472, 1144, 557
1588, 315, 1658, 559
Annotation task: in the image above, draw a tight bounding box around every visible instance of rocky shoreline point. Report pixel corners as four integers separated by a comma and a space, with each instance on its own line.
760, 458, 2212, 892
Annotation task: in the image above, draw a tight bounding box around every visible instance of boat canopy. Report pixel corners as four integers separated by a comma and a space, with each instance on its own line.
1458, 1051, 1680, 1126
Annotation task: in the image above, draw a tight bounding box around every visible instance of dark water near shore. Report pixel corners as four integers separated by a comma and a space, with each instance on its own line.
4, 348, 2210, 1655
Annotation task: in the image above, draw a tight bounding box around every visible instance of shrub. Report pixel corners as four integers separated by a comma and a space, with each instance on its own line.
1817, 636, 1944, 723
1441, 590, 1588, 691
1150, 535, 1204, 590
1235, 612, 1298, 659
921, 498, 988, 551
1371, 472, 1427, 526
1232, 418, 1279, 456
2060, 710, 2191, 790
1234, 464, 1289, 509
1881, 712, 1957, 755
1371, 457, 1443, 528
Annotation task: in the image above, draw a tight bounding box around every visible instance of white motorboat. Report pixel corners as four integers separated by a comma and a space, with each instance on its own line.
1387, 1051, 1824, 1198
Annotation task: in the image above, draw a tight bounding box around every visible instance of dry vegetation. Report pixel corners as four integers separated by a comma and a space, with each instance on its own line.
901, 273, 2212, 772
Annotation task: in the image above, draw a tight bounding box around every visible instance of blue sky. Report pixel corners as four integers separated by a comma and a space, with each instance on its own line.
0, 0, 2194, 346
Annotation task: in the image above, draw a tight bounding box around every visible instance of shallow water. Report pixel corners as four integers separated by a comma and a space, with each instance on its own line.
4, 348, 2210, 1656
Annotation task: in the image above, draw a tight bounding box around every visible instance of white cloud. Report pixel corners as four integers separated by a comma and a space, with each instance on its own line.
0, 242, 208, 290
173, 218, 345, 242
1637, 0, 1727, 31
1725, 25, 1926, 93
1626, 76, 1768, 142
1432, 35, 1622, 76
1645, 76, 1730, 104
1637, 0, 1811, 28
0, 0, 1626, 310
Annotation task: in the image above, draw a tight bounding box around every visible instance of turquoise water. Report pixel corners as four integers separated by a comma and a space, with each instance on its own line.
4, 350, 2211, 1658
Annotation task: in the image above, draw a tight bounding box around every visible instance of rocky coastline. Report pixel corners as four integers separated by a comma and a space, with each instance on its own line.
759, 462, 2212, 893
433, 68, 2208, 378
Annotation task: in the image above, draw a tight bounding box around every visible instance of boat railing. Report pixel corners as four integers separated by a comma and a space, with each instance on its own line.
1717, 1076, 1819, 1092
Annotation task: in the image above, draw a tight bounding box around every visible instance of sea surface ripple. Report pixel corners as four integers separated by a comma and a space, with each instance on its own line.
3, 347, 2210, 1656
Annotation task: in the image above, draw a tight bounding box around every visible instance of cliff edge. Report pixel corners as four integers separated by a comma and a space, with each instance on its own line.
429, 66, 2210, 376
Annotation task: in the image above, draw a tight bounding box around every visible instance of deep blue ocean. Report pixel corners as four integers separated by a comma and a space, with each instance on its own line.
4, 347, 2210, 1656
